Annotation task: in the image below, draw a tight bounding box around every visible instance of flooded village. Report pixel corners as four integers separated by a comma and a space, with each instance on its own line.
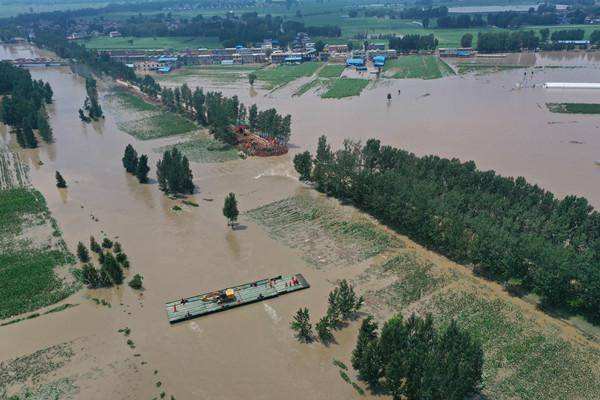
1, 2, 600, 400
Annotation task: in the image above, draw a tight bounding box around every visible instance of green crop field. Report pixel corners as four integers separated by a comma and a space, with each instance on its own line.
0, 163, 76, 320
247, 194, 401, 268
547, 103, 600, 114
254, 62, 322, 89
108, 91, 198, 140
118, 112, 197, 140
321, 78, 370, 99
318, 64, 346, 78
155, 134, 240, 163
383, 55, 455, 79
112, 90, 157, 112
79, 36, 222, 50
250, 189, 600, 400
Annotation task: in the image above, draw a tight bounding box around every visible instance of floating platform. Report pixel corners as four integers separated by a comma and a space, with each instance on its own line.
544, 82, 600, 89
165, 274, 309, 324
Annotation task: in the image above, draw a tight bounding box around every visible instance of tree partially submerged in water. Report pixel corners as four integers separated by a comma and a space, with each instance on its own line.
129, 274, 143, 290
36, 106, 53, 143
352, 314, 483, 400
298, 135, 600, 323
55, 171, 67, 188
293, 151, 312, 181
156, 148, 194, 195
135, 154, 150, 184
291, 307, 313, 342
0, 62, 53, 148
77, 241, 90, 263
122, 144, 138, 173
222, 192, 239, 227
79, 77, 103, 122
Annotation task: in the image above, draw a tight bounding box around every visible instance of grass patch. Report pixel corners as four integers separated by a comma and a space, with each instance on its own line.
546, 103, 600, 115
254, 62, 322, 89
246, 194, 401, 269
333, 359, 348, 370
318, 64, 345, 78
383, 55, 455, 79
321, 78, 369, 99
112, 90, 157, 112
155, 134, 239, 163
0, 187, 76, 321
118, 112, 197, 140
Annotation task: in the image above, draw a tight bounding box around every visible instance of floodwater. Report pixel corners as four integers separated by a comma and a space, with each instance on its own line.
1, 44, 600, 399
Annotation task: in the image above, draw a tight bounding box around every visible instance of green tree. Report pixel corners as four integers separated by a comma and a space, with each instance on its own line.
122, 144, 138, 173
129, 274, 144, 290
90, 236, 102, 253
79, 263, 101, 288
55, 171, 67, 188
293, 151, 312, 181
540, 28, 550, 42
352, 316, 378, 370
77, 241, 90, 263
136, 154, 150, 183
36, 106, 53, 143
101, 251, 123, 284
460, 33, 473, 48
102, 237, 113, 249
290, 307, 313, 342
22, 123, 37, 148
223, 192, 239, 227
248, 104, 258, 130
590, 30, 600, 45
248, 72, 257, 86
315, 315, 334, 344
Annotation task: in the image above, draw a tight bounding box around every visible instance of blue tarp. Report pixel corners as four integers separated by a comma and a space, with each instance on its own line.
346, 58, 364, 67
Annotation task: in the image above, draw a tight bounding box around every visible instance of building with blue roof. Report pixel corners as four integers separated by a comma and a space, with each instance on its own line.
346, 58, 365, 67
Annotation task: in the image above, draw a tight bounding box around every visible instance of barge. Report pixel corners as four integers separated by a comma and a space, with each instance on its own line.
165, 274, 309, 324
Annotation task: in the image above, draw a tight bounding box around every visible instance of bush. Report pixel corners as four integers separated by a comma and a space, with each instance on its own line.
129, 274, 143, 290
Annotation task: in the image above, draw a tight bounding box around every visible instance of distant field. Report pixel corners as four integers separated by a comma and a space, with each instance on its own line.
383, 55, 455, 79
255, 62, 322, 89
456, 63, 526, 74
321, 78, 370, 99
79, 36, 221, 50
155, 65, 258, 85
547, 103, 600, 114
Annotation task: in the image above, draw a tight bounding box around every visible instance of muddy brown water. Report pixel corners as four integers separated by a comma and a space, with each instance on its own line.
1, 44, 599, 399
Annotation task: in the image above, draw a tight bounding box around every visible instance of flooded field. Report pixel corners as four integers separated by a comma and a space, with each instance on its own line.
1, 44, 600, 399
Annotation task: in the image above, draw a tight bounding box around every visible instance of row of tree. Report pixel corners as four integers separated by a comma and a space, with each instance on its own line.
122, 144, 150, 183
352, 314, 483, 400
161, 83, 291, 144
388, 34, 438, 52
78, 77, 103, 122
294, 136, 600, 322
0, 61, 54, 148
